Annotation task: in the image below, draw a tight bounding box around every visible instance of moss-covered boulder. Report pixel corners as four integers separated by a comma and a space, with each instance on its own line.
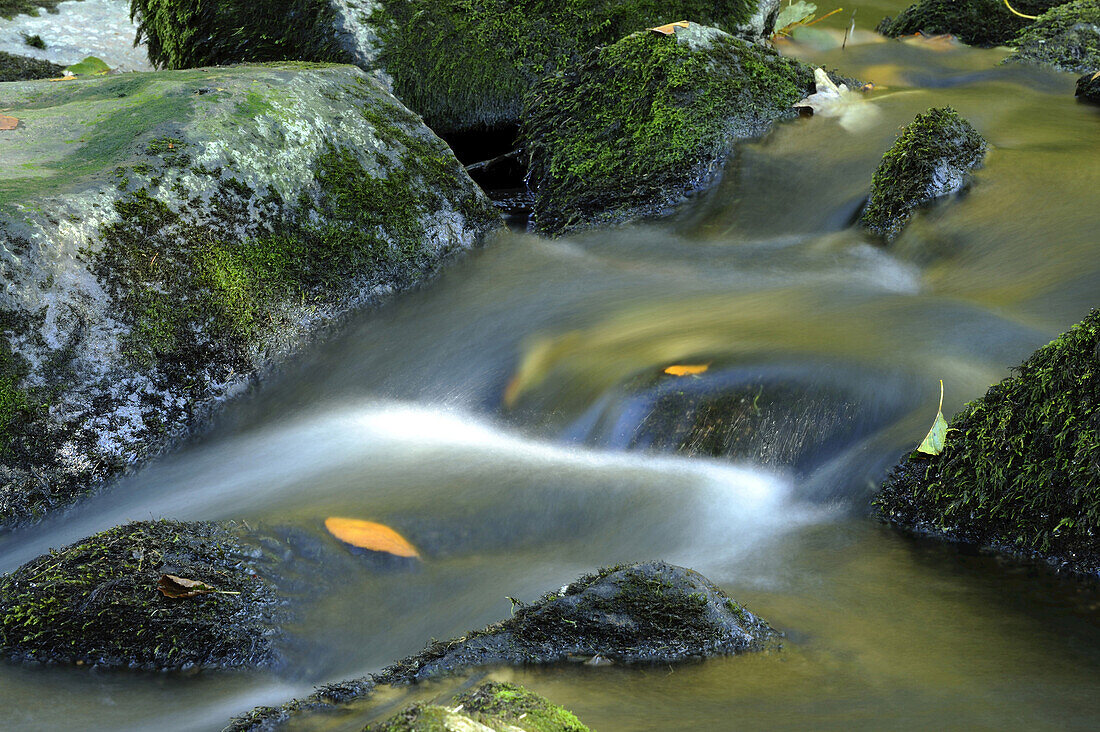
876, 310, 1100, 576
0, 520, 282, 669
876, 0, 1067, 47
0, 0, 69, 19
860, 107, 987, 242
1078, 69, 1100, 101
0, 64, 499, 528
0, 49, 63, 80
364, 683, 590, 732
130, 0, 776, 134
1006, 0, 1100, 74
521, 23, 823, 235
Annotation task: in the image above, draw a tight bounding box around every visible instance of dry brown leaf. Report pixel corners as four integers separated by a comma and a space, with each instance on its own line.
0, 115, 18, 131
47, 75, 77, 82
157, 574, 234, 599
649, 20, 690, 35
664, 363, 710, 376
325, 517, 420, 558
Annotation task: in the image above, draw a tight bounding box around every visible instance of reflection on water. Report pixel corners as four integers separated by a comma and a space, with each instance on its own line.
1, 5, 1099, 730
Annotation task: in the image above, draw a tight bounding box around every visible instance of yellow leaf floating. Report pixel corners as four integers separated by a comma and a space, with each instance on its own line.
663, 363, 710, 376
649, 20, 690, 35
324, 517, 420, 558
916, 380, 949, 455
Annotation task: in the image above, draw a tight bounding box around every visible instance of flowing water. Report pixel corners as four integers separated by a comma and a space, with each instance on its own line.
2, 3, 1100, 729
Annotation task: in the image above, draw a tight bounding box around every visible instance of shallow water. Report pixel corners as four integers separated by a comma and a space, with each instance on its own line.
1, 3, 1100, 730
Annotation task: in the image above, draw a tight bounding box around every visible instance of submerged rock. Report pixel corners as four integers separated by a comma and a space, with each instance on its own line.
860, 107, 987, 242
0, 64, 499, 528
876, 0, 1066, 47
364, 682, 591, 732
522, 23, 825, 235
876, 309, 1100, 576
0, 49, 62, 80
0, 520, 282, 669
130, 0, 777, 134
1078, 70, 1100, 101
1006, 0, 1100, 74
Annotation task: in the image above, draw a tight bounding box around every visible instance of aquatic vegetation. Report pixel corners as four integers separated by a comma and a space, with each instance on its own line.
1007, 0, 1100, 73
876, 0, 1067, 46
365, 683, 590, 732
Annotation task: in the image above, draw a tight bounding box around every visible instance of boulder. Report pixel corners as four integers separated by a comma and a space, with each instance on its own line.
521, 23, 825, 235
0, 0, 66, 19
0, 49, 62, 80
876, 0, 1066, 47
0, 64, 500, 527
129, 0, 779, 134
876, 309, 1100, 576
860, 107, 987, 242
1006, 0, 1100, 74
1078, 69, 1100, 101
0, 520, 283, 669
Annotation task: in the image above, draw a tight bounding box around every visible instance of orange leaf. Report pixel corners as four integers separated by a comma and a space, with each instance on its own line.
157, 574, 230, 599
47, 75, 77, 82
649, 20, 690, 35
324, 517, 420, 558
0, 115, 17, 131
663, 363, 710, 376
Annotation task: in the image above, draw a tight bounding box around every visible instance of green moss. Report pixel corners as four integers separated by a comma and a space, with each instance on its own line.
0, 520, 281, 669
1079, 70, 1100, 102
0, 50, 64, 82
21, 33, 46, 49
860, 107, 986, 242
876, 309, 1100, 574
455, 682, 589, 732
0, 0, 73, 19
0, 344, 33, 456
876, 0, 1066, 46
522, 27, 814, 235
1007, 0, 1100, 73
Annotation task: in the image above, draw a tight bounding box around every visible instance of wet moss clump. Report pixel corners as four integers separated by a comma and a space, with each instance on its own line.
365, 682, 590, 732
1078, 70, 1100, 102
1007, 0, 1100, 74
861, 107, 987, 242
522, 25, 816, 235
0, 520, 283, 669
876, 0, 1066, 47
876, 310, 1100, 575
0, 50, 64, 81
0, 0, 69, 18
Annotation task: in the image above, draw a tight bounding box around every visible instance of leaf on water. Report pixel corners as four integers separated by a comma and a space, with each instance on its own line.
65, 56, 110, 76
774, 1, 818, 36
649, 20, 690, 35
916, 380, 949, 455
794, 67, 880, 132
663, 363, 710, 376
0, 115, 18, 131
324, 517, 420, 558
157, 574, 231, 599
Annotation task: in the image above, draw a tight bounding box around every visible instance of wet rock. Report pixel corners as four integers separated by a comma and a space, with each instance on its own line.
129, 0, 777, 135
0, 48, 62, 80
876, 309, 1100, 577
521, 23, 830, 235
0, 520, 283, 670
860, 107, 987, 242
364, 682, 590, 732
1006, 0, 1100, 74
0, 64, 500, 528
1078, 69, 1100, 101
876, 0, 1066, 47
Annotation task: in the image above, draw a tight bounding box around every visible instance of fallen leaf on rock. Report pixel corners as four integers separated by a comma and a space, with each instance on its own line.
158, 574, 238, 599
0, 115, 18, 131
325, 517, 420, 558
664, 363, 710, 376
795, 67, 881, 132
916, 380, 949, 455
649, 20, 690, 35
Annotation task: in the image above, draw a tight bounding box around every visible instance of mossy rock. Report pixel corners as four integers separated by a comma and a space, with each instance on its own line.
521, 23, 822, 235
0, 50, 64, 81
365, 682, 590, 732
860, 107, 987, 242
0, 64, 499, 528
1006, 0, 1100, 74
129, 0, 775, 134
876, 0, 1067, 47
876, 309, 1100, 576
0, 0, 72, 19
1078, 70, 1100, 101
0, 520, 282, 669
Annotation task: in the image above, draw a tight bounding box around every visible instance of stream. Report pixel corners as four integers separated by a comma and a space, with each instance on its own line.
1, 1, 1099, 728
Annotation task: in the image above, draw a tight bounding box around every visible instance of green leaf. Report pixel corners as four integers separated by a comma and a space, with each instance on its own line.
65, 56, 111, 76
916, 380, 948, 455
776, 0, 818, 30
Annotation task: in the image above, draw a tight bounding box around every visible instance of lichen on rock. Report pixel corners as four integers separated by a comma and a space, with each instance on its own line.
1006, 0, 1100, 74
521, 23, 823, 235
860, 107, 987, 242
0, 520, 283, 670
876, 0, 1067, 47
876, 309, 1100, 576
